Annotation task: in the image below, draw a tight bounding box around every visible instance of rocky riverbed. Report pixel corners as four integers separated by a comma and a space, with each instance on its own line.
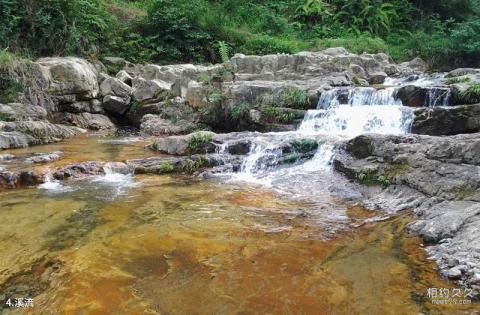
1, 48, 480, 310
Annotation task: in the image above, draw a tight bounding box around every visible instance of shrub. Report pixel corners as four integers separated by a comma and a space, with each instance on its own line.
356, 169, 391, 187
315, 34, 388, 54
229, 102, 251, 122
157, 162, 175, 173
262, 106, 296, 124
181, 156, 207, 173
460, 83, 480, 104
445, 76, 471, 85
282, 87, 308, 109
239, 35, 302, 55
187, 131, 214, 152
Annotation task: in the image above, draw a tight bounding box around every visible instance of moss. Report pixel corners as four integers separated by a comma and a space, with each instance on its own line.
449, 184, 477, 200
282, 153, 300, 164
187, 131, 214, 153
229, 102, 252, 122
282, 87, 308, 109
384, 163, 410, 180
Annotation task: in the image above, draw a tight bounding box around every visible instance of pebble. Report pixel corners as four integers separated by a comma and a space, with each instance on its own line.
447, 267, 463, 279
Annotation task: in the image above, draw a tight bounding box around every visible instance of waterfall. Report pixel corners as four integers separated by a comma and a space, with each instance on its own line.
317, 87, 401, 109
427, 88, 451, 107
227, 82, 415, 183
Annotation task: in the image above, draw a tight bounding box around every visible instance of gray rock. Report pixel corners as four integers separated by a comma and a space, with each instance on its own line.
0, 121, 82, 149
116, 70, 133, 86
412, 104, 480, 135
53, 112, 115, 130
102, 95, 131, 115
368, 72, 387, 84
447, 267, 463, 279
132, 77, 171, 103
25, 151, 63, 164
0, 103, 47, 121
59, 99, 104, 114
446, 68, 480, 78
100, 77, 132, 100
140, 114, 195, 136
36, 57, 99, 99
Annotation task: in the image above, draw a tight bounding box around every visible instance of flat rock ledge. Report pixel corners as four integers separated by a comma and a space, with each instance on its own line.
333, 132, 480, 296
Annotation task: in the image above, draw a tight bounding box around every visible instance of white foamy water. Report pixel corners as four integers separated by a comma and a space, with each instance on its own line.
38, 173, 73, 192
299, 105, 413, 137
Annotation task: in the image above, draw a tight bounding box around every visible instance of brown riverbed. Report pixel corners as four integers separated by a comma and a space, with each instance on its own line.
0, 135, 479, 314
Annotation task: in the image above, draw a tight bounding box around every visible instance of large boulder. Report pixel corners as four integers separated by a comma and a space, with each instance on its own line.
395, 85, 451, 107
36, 57, 99, 99
52, 112, 116, 130
412, 104, 480, 135
0, 121, 82, 149
132, 77, 171, 103
0, 103, 47, 121
140, 114, 197, 136
103, 95, 131, 115
58, 99, 104, 114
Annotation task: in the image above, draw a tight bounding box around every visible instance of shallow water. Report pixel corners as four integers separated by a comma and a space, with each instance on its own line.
0, 133, 157, 172
0, 172, 478, 314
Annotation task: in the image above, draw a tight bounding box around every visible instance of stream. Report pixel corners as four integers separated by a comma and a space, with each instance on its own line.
0, 76, 478, 314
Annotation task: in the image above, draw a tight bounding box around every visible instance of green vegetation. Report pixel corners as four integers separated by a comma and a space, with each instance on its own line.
187, 131, 214, 153
262, 106, 297, 124
291, 138, 319, 153
157, 162, 175, 174
0, 0, 479, 69
282, 87, 308, 109
460, 83, 480, 104
181, 156, 208, 173
356, 169, 391, 188
445, 76, 472, 85
229, 102, 252, 122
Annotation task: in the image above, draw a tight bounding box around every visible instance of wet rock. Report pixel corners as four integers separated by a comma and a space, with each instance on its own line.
0, 154, 15, 161
447, 267, 463, 279
446, 68, 480, 78
103, 162, 130, 174
368, 72, 387, 85
25, 151, 63, 164
52, 161, 105, 180
53, 112, 116, 130
127, 155, 221, 174
345, 135, 374, 158
412, 104, 480, 136
151, 131, 216, 155
334, 132, 480, 292
0, 170, 43, 189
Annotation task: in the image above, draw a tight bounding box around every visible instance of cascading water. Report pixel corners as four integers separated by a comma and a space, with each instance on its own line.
229, 85, 414, 185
